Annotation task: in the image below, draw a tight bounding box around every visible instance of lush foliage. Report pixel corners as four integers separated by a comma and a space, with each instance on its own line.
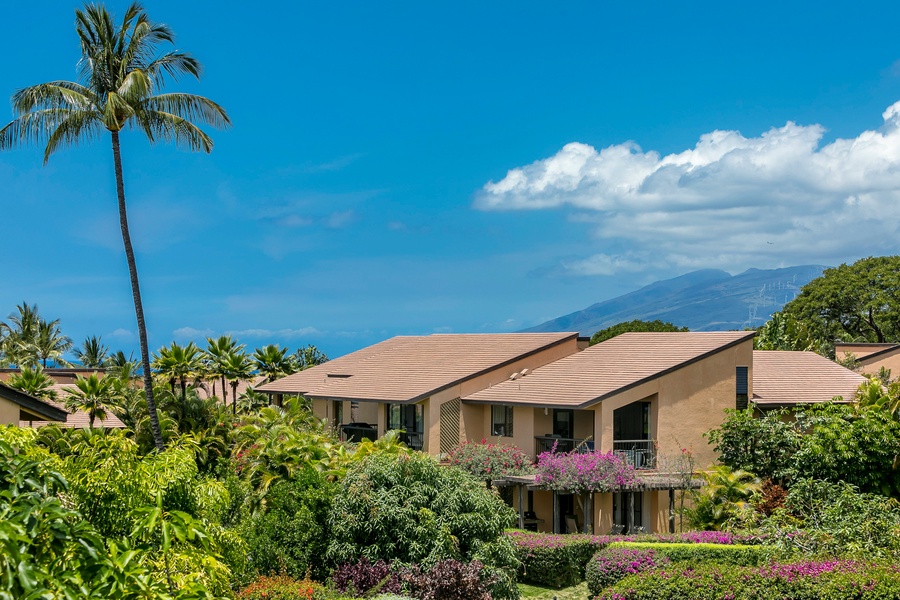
590, 320, 688, 346
598, 560, 900, 600
685, 466, 760, 530
782, 255, 900, 344
708, 402, 900, 496
0, 439, 219, 599
241, 472, 335, 580
754, 311, 830, 355
327, 453, 516, 564
446, 440, 534, 482
535, 449, 639, 492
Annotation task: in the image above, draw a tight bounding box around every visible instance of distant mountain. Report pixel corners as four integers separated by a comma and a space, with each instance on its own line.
522, 265, 827, 336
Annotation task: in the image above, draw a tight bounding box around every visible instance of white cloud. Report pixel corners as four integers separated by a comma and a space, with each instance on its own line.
476, 102, 900, 273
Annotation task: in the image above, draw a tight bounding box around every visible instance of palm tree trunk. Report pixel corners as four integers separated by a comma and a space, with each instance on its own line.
111, 131, 164, 451
222, 375, 228, 403
231, 382, 238, 414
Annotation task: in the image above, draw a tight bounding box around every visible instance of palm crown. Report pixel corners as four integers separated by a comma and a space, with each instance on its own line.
0, 3, 229, 160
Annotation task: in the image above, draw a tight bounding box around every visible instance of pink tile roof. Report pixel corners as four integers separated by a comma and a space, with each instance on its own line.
463, 331, 756, 408
256, 332, 578, 403
752, 350, 867, 406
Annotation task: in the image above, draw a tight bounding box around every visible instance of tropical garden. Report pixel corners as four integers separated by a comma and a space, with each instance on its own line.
2, 0, 900, 596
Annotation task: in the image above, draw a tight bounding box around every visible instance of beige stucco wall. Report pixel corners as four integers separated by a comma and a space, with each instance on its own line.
859, 351, 900, 379
0, 397, 20, 425
835, 344, 897, 361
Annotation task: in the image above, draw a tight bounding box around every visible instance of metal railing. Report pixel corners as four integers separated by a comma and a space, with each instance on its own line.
612, 439, 657, 470
534, 435, 592, 456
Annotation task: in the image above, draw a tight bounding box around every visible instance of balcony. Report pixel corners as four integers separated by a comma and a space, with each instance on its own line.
339, 423, 424, 451
613, 439, 656, 470
534, 435, 593, 456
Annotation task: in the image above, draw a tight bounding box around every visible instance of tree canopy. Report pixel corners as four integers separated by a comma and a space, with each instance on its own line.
782, 256, 900, 344
590, 319, 688, 345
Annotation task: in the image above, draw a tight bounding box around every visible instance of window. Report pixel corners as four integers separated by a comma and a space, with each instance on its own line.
387, 404, 424, 433
491, 405, 514, 436
736, 366, 749, 410
332, 400, 343, 426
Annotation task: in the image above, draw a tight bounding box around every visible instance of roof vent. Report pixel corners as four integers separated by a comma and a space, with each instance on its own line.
509, 372, 519, 380
520, 368, 529, 377
327, 373, 352, 379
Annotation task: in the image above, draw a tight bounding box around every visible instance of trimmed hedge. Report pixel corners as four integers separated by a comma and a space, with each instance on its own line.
598, 560, 900, 599
506, 530, 762, 589
508, 532, 610, 588
586, 542, 767, 596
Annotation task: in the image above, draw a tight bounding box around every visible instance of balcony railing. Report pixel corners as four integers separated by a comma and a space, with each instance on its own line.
613, 439, 656, 470
534, 435, 593, 456
339, 424, 424, 451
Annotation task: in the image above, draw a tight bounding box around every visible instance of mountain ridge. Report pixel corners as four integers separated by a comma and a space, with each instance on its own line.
522, 265, 827, 335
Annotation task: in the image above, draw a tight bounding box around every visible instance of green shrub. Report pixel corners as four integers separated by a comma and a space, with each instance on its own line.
598, 560, 900, 599
327, 453, 515, 566
241, 469, 335, 580
508, 531, 610, 587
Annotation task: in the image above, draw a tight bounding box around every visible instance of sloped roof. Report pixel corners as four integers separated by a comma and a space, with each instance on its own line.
463, 331, 755, 409
257, 333, 578, 403
0, 382, 68, 422
752, 350, 866, 406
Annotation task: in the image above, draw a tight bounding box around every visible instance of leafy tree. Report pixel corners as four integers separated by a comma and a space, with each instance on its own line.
63, 372, 118, 428
783, 255, 900, 344
754, 311, 828, 355
590, 319, 688, 345
240, 470, 335, 581
706, 408, 801, 484
326, 452, 517, 567
7, 365, 58, 401
709, 401, 900, 496
0, 302, 41, 366
74, 335, 111, 368
0, 3, 230, 451
292, 344, 328, 370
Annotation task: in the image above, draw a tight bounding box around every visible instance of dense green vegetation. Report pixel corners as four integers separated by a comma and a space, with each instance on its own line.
589, 319, 688, 345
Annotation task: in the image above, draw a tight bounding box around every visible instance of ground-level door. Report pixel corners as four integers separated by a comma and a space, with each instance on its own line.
612, 491, 644, 534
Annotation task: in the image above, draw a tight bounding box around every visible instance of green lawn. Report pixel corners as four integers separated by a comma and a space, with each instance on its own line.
518, 581, 591, 599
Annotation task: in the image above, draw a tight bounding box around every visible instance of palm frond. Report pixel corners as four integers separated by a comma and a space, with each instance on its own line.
0, 109, 90, 150
145, 52, 202, 84
141, 93, 230, 129
135, 110, 214, 152
12, 82, 96, 113
43, 111, 104, 163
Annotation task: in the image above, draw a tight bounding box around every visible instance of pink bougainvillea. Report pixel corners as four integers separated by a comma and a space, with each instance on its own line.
535, 449, 640, 492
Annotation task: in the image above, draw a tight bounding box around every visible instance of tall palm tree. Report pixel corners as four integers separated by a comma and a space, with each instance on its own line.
63, 372, 117, 428
0, 4, 230, 450
74, 335, 111, 368
0, 303, 43, 367
33, 318, 74, 367
204, 335, 243, 404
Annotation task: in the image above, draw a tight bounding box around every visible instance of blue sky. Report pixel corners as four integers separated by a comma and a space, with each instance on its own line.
2, 1, 900, 359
